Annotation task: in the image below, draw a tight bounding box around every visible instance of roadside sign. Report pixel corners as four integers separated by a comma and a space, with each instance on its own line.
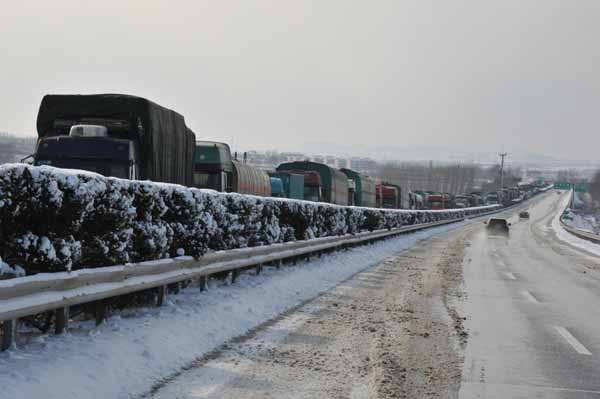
553, 182, 588, 192
574, 183, 588, 193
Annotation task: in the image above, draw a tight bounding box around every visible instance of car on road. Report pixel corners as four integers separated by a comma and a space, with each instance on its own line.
485, 218, 510, 236
519, 211, 530, 219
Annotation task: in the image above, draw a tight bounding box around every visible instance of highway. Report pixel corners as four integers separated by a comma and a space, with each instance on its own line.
461, 191, 600, 398
146, 190, 600, 398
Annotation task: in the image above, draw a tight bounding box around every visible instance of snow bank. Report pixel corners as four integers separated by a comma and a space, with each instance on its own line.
0, 220, 470, 399
0, 164, 497, 275
563, 211, 598, 234
552, 192, 600, 257
0, 257, 24, 279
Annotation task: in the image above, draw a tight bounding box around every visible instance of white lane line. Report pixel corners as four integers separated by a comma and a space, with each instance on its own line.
521, 290, 539, 303
461, 381, 600, 395
497, 260, 506, 267
554, 326, 592, 355
504, 272, 516, 280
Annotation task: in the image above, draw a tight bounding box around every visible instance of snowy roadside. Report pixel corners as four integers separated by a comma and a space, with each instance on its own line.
551, 192, 600, 257
0, 220, 472, 399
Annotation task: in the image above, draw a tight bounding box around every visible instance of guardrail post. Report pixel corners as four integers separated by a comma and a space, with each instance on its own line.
199, 276, 208, 292
94, 300, 108, 326
156, 285, 167, 306
231, 269, 240, 284
255, 264, 263, 275
55, 307, 69, 334
1, 319, 17, 351
276, 259, 282, 269
168, 282, 181, 294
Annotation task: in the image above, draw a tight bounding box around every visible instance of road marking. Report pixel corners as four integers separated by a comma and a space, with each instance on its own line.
554, 326, 592, 355
521, 290, 539, 303
461, 381, 600, 395
504, 272, 516, 280
497, 260, 506, 267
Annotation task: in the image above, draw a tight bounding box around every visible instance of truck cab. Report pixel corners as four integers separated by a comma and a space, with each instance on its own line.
454, 195, 471, 209
35, 124, 138, 179
269, 172, 305, 200
270, 177, 285, 197
301, 171, 323, 202
377, 184, 401, 209
408, 191, 424, 210
276, 161, 347, 205
425, 194, 445, 210
193, 141, 233, 192
484, 192, 500, 206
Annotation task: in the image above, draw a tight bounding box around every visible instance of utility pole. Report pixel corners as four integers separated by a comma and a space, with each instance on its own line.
499, 152, 507, 190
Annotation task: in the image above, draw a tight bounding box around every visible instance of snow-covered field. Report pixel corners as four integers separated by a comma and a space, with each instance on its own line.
552, 193, 600, 257
0, 219, 473, 399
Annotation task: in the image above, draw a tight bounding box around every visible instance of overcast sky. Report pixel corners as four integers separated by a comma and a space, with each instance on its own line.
1, 1, 599, 160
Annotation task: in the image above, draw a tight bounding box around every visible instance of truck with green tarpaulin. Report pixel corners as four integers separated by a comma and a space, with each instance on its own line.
276, 161, 349, 205
34, 94, 196, 186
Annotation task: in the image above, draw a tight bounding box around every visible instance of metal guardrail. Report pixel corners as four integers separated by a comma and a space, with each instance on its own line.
560, 223, 600, 243
559, 191, 600, 244
0, 217, 479, 350
0, 202, 511, 350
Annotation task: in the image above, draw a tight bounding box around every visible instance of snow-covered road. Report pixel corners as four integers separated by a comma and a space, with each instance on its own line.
148, 222, 471, 399
1, 220, 473, 399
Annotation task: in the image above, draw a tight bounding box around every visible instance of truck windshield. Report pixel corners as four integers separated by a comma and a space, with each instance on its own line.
35, 159, 129, 179
429, 201, 444, 209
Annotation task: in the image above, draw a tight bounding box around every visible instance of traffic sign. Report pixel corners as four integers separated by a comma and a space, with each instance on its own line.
553, 182, 588, 192
574, 182, 588, 193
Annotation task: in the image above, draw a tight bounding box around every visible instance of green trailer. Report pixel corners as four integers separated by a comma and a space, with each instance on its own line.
193, 141, 270, 196
340, 168, 377, 207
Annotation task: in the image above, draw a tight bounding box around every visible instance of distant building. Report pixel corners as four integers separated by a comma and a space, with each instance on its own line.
349, 157, 379, 175
280, 152, 307, 162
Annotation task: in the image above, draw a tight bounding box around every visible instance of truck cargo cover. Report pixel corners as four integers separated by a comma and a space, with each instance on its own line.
36, 94, 196, 186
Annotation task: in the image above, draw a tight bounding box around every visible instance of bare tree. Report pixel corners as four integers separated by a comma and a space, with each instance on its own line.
379, 161, 481, 194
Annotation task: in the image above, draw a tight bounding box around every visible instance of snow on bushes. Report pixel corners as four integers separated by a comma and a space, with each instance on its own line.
0, 164, 496, 276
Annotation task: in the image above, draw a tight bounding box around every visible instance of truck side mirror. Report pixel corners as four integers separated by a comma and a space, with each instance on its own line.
20, 154, 34, 165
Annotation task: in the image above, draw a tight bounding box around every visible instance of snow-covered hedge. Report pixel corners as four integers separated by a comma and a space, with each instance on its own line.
0, 164, 498, 276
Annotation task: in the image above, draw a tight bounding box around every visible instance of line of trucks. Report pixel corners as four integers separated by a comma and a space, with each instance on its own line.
30, 94, 543, 210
